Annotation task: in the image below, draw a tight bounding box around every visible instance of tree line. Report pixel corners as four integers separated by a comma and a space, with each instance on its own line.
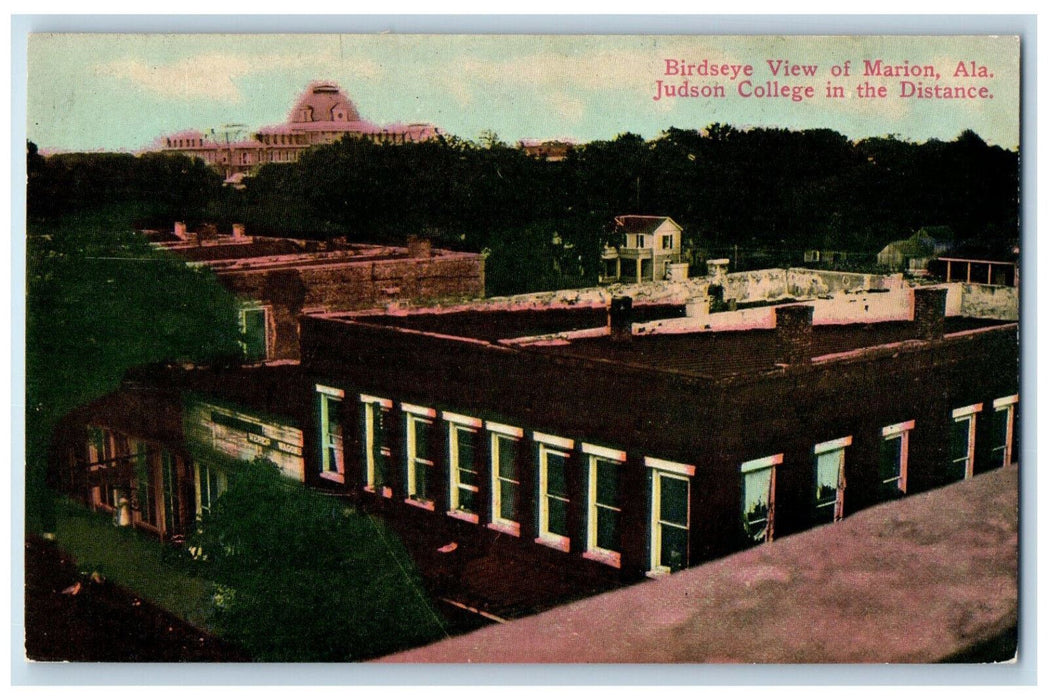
28, 125, 1019, 295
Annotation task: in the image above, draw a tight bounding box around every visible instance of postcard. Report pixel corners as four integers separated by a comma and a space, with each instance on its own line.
23, 31, 1021, 668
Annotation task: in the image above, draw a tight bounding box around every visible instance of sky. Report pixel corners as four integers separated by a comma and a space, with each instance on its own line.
26, 33, 1021, 152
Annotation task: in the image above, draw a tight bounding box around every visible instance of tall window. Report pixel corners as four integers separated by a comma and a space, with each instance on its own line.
134, 441, 158, 527
741, 454, 782, 544
488, 422, 523, 536
950, 404, 983, 480
646, 457, 693, 575
813, 437, 851, 524
535, 433, 573, 551
991, 395, 1018, 468
361, 394, 392, 494
87, 426, 114, 508
161, 450, 181, 534
445, 412, 482, 522
317, 385, 345, 482
584, 444, 625, 567
194, 462, 228, 519
239, 306, 268, 361
880, 420, 914, 499
404, 404, 436, 509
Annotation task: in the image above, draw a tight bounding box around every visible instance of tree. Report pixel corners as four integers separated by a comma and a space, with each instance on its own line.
187, 460, 447, 661
26, 207, 243, 533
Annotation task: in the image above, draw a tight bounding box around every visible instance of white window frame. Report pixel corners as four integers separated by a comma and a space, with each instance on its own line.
535, 433, 574, 552
741, 454, 783, 544
951, 403, 983, 480
445, 412, 483, 523
991, 395, 1018, 468
361, 394, 392, 495
405, 405, 436, 510
881, 420, 915, 495
647, 458, 694, 577
813, 436, 852, 523
487, 422, 523, 536
583, 443, 626, 568
317, 385, 346, 483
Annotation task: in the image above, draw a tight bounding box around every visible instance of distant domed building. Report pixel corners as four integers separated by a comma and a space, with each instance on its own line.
158, 81, 444, 182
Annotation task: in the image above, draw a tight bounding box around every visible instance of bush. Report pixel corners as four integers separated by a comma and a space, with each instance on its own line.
187, 460, 447, 661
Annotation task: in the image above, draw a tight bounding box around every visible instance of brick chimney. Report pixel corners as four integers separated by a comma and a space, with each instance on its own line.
775, 304, 814, 365
913, 287, 947, 340
609, 296, 633, 343
407, 235, 432, 258
173, 221, 187, 241
232, 223, 246, 239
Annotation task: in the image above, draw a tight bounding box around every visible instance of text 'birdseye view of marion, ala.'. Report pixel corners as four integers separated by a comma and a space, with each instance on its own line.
24, 33, 1020, 664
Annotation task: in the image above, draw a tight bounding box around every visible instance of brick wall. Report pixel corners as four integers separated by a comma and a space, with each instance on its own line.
218, 254, 485, 360
300, 315, 1019, 580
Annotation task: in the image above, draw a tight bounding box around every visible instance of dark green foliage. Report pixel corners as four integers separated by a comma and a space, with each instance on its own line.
25, 207, 243, 532
28, 127, 1019, 294
187, 460, 447, 661
27, 144, 223, 222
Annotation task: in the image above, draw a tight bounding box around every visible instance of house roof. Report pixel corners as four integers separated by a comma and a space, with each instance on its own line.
613, 215, 682, 235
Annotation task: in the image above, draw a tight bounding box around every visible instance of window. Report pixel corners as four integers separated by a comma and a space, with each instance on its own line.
194, 461, 227, 518
239, 306, 268, 361
488, 422, 523, 535
741, 454, 782, 544
445, 412, 482, 522
646, 457, 693, 575
880, 420, 914, 498
404, 404, 436, 509
361, 394, 392, 494
535, 432, 574, 551
584, 444, 625, 567
87, 427, 115, 509
813, 437, 851, 524
991, 395, 1018, 468
161, 450, 181, 534
134, 441, 158, 527
950, 404, 983, 480
661, 234, 675, 250
317, 385, 345, 482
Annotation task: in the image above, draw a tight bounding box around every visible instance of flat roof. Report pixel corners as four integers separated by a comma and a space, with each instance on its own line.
528, 316, 1006, 378
352, 304, 686, 342
156, 237, 481, 271
339, 306, 1010, 378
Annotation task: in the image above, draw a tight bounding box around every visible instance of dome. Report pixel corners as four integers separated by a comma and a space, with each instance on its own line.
288, 81, 361, 124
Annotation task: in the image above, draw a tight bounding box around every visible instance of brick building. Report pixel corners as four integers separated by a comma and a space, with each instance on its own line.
52, 277, 1018, 618
152, 227, 485, 361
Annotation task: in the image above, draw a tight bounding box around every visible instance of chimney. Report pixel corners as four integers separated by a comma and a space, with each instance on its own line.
685, 289, 710, 318
173, 221, 187, 241
706, 258, 730, 279
407, 235, 432, 258
232, 223, 246, 239
913, 287, 947, 340
775, 304, 814, 365
609, 296, 633, 343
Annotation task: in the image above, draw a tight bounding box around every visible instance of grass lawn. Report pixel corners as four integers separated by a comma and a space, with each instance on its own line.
50, 497, 216, 631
